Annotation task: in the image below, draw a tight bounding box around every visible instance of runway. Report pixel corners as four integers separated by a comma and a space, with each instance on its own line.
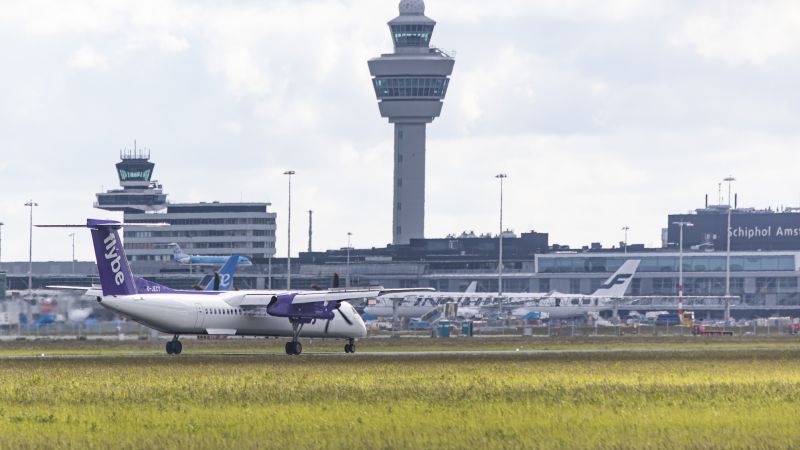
2, 345, 799, 360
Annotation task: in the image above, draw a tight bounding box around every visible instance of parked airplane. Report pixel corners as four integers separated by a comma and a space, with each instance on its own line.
511, 260, 641, 319
40, 219, 429, 355
169, 243, 253, 267
365, 260, 641, 320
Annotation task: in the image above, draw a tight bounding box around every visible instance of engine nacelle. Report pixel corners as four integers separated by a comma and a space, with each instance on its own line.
266, 293, 337, 321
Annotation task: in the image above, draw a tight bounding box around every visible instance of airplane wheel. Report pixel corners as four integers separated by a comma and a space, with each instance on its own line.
345, 343, 355, 353
173, 341, 182, 355
285, 342, 293, 355
293, 342, 302, 355
165, 341, 174, 355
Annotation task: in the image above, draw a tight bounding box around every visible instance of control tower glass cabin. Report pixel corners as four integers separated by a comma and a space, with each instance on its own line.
368, 0, 455, 245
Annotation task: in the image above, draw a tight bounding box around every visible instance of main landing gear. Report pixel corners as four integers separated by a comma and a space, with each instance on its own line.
166, 335, 182, 355
286, 319, 304, 355
344, 338, 356, 354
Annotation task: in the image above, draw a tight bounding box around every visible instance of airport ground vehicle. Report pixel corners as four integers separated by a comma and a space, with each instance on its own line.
692, 324, 734, 336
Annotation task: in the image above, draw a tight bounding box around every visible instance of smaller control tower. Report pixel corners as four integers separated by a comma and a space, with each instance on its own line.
95, 145, 167, 213
369, 0, 455, 245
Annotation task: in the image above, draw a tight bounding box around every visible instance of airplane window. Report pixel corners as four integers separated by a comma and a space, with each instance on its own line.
583, 299, 591, 305
462, 299, 471, 306
571, 299, 579, 305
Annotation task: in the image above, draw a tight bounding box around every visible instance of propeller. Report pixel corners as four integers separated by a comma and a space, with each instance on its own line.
336, 303, 353, 325
324, 301, 352, 334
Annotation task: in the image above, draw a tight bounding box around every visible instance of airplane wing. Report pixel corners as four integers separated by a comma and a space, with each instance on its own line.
229, 287, 435, 308
47, 285, 96, 291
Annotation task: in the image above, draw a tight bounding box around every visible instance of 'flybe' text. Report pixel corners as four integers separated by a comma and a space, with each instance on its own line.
103, 233, 126, 286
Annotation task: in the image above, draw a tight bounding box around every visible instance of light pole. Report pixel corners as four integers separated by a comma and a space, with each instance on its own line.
622, 226, 630, 253
495, 174, 507, 295
0, 222, 4, 268
69, 233, 76, 274
674, 221, 693, 319
346, 232, 352, 289
724, 176, 736, 298
25, 200, 38, 298
283, 170, 295, 289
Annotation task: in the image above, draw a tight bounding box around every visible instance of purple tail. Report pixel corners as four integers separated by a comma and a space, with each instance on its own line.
87, 219, 137, 296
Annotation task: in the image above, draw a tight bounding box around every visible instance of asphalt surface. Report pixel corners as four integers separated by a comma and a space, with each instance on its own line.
2, 345, 799, 360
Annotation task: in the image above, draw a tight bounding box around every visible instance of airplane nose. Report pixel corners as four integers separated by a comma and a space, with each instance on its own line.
354, 313, 368, 337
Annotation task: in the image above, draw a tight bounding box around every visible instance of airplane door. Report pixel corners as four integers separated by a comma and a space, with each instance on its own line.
194, 303, 205, 328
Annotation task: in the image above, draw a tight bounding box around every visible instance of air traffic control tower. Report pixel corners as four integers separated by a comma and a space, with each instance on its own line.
368, 0, 455, 245
95, 147, 167, 213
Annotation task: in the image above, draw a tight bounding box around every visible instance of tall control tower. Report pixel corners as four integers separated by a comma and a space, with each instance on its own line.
368, 0, 455, 245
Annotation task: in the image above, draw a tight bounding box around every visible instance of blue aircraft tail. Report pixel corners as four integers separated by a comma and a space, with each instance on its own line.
205, 255, 240, 291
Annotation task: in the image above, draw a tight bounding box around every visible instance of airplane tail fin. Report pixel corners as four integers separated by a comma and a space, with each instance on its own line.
169, 243, 184, 257
87, 219, 138, 296
464, 281, 478, 293
205, 255, 239, 291
591, 259, 640, 297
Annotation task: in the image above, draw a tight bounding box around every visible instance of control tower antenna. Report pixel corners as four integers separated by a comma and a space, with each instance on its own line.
307, 210, 313, 253
368, 0, 455, 245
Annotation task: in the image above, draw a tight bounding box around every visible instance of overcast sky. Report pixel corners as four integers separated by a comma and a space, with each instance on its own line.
1, 0, 800, 262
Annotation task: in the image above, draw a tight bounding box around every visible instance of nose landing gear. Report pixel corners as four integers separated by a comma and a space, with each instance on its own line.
166, 335, 182, 355
344, 338, 356, 354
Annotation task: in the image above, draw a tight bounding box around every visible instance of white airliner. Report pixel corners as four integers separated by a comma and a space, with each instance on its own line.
365, 260, 641, 320
40, 219, 430, 355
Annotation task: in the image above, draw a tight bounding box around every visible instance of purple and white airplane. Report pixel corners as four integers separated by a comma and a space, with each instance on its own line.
41, 219, 429, 355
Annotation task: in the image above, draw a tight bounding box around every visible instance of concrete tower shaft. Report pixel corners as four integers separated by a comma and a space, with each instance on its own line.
368, 0, 455, 245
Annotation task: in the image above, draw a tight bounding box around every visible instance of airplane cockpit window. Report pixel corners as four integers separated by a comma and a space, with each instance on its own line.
582, 299, 591, 305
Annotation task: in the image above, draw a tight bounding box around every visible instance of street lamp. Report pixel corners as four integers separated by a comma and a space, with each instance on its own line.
622, 226, 630, 253
283, 170, 295, 289
674, 221, 693, 318
69, 233, 76, 274
25, 200, 38, 298
346, 232, 352, 289
495, 174, 507, 295
0, 222, 4, 268
723, 176, 736, 298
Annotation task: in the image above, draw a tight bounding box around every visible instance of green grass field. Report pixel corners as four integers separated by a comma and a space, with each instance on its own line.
2, 339, 800, 449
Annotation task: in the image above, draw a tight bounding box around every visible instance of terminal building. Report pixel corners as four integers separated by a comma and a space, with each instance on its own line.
667, 202, 800, 251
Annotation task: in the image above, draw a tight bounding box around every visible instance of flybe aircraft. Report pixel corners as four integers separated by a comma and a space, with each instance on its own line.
365, 260, 641, 320
169, 243, 253, 267
40, 219, 429, 355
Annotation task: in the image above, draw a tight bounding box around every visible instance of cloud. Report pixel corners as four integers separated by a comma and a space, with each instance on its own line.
1, 0, 800, 260
671, 1, 800, 65
68, 45, 109, 70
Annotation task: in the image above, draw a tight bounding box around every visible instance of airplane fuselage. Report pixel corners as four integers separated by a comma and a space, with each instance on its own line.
99, 291, 366, 338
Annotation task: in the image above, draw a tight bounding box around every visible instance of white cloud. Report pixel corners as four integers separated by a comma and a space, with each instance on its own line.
68, 45, 109, 70
0, 0, 800, 260
672, 1, 800, 65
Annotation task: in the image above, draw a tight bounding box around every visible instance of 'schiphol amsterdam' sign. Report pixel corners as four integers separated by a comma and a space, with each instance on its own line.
731, 226, 800, 240
669, 212, 800, 250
